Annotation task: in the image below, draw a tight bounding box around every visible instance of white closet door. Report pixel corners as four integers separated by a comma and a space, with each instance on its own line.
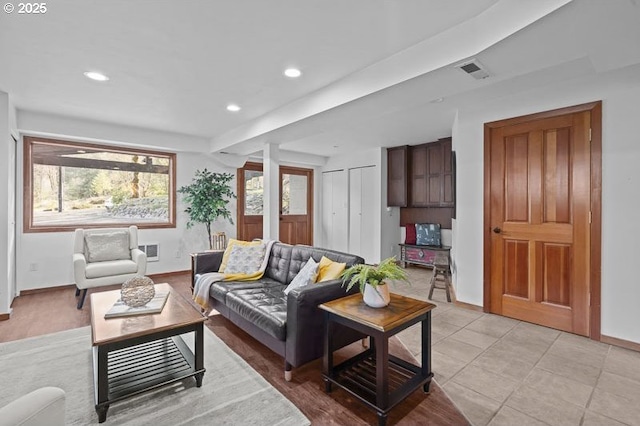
332, 170, 349, 252
321, 172, 333, 248
348, 168, 362, 256
360, 166, 377, 263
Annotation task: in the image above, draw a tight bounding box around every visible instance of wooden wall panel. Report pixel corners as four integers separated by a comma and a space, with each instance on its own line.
544, 128, 571, 224
387, 146, 407, 207
411, 146, 428, 206
543, 243, 571, 306
504, 240, 529, 298
400, 207, 453, 229
505, 135, 529, 222
242, 223, 262, 242
428, 177, 440, 204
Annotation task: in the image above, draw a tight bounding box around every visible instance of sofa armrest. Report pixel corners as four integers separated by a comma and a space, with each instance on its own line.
191, 251, 224, 286
285, 279, 362, 367
73, 253, 87, 288
0, 387, 66, 426
131, 248, 147, 274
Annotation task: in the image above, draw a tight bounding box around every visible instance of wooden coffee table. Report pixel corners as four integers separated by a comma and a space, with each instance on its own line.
320, 293, 436, 426
90, 283, 206, 423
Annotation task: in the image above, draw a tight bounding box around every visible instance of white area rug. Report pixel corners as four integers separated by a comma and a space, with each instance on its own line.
0, 326, 309, 425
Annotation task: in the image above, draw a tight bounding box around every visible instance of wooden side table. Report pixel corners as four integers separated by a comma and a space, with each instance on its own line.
319, 293, 436, 426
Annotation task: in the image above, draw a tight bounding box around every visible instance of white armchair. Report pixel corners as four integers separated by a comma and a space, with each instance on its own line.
73, 226, 147, 309
0, 387, 65, 426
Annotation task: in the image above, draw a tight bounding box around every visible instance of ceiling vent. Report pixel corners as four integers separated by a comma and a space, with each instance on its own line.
455, 59, 490, 80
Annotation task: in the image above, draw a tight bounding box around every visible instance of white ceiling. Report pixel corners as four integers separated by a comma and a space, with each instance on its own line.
1, 0, 639, 161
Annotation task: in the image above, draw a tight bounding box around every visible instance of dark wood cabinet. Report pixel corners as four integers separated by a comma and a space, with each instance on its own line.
410, 145, 428, 206
408, 137, 453, 207
387, 146, 407, 207
387, 138, 454, 228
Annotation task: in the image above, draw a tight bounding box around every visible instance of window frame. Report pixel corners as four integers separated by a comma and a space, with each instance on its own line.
23, 136, 177, 233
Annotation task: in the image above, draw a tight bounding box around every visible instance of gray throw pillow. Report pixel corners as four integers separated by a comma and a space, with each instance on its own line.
224, 243, 267, 274
84, 231, 131, 263
284, 257, 319, 295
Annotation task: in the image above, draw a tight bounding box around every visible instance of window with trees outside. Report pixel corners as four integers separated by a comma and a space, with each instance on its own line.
24, 136, 176, 232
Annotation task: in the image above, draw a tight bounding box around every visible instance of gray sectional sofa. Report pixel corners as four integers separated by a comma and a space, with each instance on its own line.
191, 242, 365, 380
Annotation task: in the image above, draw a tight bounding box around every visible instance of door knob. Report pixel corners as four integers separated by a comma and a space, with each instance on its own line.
492, 227, 502, 234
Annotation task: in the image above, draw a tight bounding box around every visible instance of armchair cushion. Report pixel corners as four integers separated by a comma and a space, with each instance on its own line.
84, 231, 130, 262
85, 259, 139, 279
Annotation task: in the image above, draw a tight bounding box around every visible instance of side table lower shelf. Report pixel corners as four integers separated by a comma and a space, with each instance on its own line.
323, 350, 432, 412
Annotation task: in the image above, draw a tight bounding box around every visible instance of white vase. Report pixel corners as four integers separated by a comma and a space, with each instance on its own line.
363, 282, 391, 308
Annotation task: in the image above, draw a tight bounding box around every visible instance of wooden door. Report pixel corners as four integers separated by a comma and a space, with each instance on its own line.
238, 163, 313, 245
237, 162, 264, 241
485, 103, 601, 337
279, 166, 313, 245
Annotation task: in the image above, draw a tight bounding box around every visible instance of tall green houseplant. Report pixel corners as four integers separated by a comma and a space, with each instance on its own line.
178, 169, 236, 249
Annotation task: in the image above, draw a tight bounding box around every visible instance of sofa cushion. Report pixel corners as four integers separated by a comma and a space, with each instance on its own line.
264, 243, 292, 284
225, 286, 288, 341
288, 246, 363, 284
283, 257, 318, 295
416, 223, 441, 247
316, 256, 346, 282
85, 259, 138, 279
210, 278, 283, 304
224, 243, 267, 274
219, 239, 263, 272
84, 231, 130, 263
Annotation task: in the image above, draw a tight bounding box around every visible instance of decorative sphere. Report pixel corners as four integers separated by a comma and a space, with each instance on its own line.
121, 276, 155, 307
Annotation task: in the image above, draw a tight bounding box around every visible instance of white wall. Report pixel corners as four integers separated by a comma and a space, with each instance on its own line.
15, 113, 237, 292
453, 70, 640, 344
0, 92, 12, 314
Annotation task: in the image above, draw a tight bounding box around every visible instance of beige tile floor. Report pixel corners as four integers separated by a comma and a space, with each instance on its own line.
391, 266, 640, 426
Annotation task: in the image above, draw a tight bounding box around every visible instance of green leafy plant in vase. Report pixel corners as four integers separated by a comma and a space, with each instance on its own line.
178, 169, 236, 250
341, 257, 409, 308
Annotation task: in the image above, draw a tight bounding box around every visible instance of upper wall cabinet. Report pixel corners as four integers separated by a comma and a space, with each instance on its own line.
387, 146, 408, 207
387, 138, 454, 208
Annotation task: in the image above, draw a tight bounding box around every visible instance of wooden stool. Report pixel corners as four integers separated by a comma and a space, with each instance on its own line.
428, 260, 452, 303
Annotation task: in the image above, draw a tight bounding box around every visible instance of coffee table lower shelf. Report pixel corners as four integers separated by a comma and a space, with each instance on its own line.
93, 335, 205, 422
323, 350, 432, 416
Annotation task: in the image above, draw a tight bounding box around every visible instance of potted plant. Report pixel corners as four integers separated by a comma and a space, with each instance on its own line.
341, 257, 409, 308
178, 169, 236, 250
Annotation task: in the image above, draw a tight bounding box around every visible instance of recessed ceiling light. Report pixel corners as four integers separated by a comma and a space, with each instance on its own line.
83, 71, 109, 82
430, 97, 444, 103
284, 68, 302, 78
226, 104, 241, 112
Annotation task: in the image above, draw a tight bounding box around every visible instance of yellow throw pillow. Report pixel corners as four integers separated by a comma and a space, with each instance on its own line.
219, 239, 263, 273
316, 256, 346, 282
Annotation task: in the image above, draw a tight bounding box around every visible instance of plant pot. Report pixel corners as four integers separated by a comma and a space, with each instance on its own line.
363, 282, 391, 308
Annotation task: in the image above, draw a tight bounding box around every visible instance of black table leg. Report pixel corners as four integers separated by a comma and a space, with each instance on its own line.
375, 333, 389, 413
322, 312, 334, 393
195, 325, 204, 387
95, 346, 109, 422
422, 312, 433, 393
